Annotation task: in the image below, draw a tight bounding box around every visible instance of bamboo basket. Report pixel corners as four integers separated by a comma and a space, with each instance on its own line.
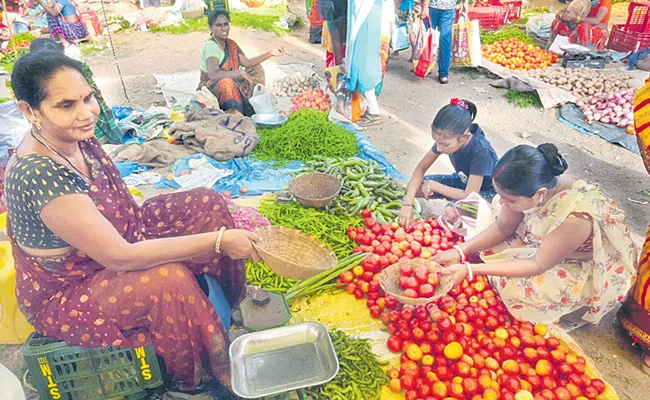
289, 173, 341, 209
379, 258, 454, 305
252, 226, 337, 280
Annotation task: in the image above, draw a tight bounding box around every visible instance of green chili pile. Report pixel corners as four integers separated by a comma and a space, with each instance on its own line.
246, 260, 298, 294
258, 198, 360, 259
480, 27, 534, 45
253, 109, 358, 165
301, 156, 419, 223
306, 329, 389, 400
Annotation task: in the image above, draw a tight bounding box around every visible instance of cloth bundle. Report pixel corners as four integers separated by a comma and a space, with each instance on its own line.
112, 139, 190, 168
169, 110, 260, 162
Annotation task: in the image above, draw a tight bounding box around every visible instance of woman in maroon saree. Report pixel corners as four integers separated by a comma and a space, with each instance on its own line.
7, 51, 262, 391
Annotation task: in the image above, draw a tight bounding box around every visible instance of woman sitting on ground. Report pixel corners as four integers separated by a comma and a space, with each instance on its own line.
548, 0, 612, 50
35, 0, 88, 45
435, 144, 637, 327
199, 10, 284, 115
8, 51, 261, 392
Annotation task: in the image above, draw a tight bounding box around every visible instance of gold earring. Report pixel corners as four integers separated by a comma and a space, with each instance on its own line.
33, 120, 41, 130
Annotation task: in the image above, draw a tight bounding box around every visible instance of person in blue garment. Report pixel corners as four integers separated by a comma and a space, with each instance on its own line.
346, 0, 394, 127
420, 0, 468, 84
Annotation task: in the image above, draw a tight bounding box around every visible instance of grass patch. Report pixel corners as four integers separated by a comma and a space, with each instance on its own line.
504, 90, 542, 108
81, 42, 107, 56
149, 10, 291, 35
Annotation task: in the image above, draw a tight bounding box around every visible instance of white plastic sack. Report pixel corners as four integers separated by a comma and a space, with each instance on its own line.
391, 23, 410, 52
526, 13, 556, 39
248, 84, 276, 114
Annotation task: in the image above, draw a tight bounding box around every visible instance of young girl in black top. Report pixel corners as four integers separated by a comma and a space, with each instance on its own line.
399, 98, 498, 227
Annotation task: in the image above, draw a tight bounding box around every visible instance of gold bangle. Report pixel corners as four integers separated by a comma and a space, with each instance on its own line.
215, 227, 227, 254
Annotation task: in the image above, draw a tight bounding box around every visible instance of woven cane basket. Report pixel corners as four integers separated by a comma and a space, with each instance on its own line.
252, 226, 337, 280
379, 258, 454, 305
289, 173, 341, 209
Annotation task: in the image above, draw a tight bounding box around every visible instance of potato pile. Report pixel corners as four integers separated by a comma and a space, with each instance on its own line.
268, 73, 320, 97
528, 67, 633, 98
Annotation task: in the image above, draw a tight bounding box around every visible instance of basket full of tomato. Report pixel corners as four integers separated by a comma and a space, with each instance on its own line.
379, 258, 454, 305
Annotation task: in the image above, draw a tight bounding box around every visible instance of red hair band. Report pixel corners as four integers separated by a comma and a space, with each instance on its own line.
450, 98, 469, 110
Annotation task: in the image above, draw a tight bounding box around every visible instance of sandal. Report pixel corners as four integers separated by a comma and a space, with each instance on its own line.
357, 114, 383, 127
439, 76, 449, 84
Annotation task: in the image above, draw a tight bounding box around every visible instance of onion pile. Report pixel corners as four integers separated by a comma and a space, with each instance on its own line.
577, 91, 636, 135
268, 73, 320, 97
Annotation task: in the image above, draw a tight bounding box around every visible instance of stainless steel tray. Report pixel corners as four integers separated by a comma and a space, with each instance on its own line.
230, 322, 339, 398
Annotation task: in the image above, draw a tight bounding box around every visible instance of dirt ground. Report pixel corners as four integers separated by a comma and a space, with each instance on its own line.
2, 1, 650, 399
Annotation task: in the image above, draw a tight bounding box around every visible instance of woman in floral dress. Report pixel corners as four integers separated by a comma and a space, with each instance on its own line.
435, 143, 637, 326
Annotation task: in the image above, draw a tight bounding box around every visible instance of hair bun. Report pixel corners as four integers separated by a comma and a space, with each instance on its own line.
537, 143, 568, 176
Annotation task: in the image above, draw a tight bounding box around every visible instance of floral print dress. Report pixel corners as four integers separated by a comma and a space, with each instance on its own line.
480, 180, 637, 325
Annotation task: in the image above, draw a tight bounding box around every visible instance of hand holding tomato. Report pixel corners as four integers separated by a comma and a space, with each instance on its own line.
432, 249, 461, 266
440, 263, 468, 287
398, 205, 414, 228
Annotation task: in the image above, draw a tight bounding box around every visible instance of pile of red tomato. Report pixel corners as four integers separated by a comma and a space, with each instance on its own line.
291, 88, 332, 113
339, 211, 608, 400
397, 260, 441, 299
339, 214, 461, 305
482, 39, 559, 71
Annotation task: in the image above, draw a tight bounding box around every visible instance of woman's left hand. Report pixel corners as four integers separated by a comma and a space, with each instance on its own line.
271, 47, 285, 57
440, 264, 469, 287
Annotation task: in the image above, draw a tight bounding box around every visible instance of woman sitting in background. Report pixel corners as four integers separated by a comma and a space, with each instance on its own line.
548, 0, 612, 50
36, 0, 88, 45
435, 144, 637, 327
199, 10, 284, 115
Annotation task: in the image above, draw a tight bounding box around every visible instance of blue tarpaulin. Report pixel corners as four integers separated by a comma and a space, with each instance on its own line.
152, 124, 406, 197
558, 104, 639, 155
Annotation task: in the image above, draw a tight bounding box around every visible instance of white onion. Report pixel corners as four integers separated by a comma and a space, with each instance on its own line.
603, 108, 612, 115
619, 118, 628, 126
576, 100, 585, 108
616, 110, 624, 118
594, 113, 602, 121
601, 116, 611, 124
612, 117, 620, 124
626, 113, 634, 120
614, 105, 623, 112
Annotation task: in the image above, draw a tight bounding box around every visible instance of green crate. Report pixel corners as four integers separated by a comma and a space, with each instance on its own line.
23, 333, 163, 400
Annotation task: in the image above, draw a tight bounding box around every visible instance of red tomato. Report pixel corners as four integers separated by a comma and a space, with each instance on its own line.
401, 375, 416, 391
386, 335, 402, 352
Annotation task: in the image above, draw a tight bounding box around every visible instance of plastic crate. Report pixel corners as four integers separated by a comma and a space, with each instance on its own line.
79, 11, 102, 37
23, 333, 163, 400
469, 6, 510, 30
606, 24, 650, 53
624, 1, 650, 33
503, 0, 522, 21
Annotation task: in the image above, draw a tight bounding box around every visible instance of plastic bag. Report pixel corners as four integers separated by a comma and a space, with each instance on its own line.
411, 19, 424, 63
413, 20, 440, 79
334, 76, 367, 123
452, 6, 481, 67
248, 84, 276, 114
437, 192, 492, 238
391, 23, 410, 52
525, 13, 556, 39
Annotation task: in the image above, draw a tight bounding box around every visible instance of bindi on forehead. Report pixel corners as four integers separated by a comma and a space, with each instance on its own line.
42, 68, 93, 104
